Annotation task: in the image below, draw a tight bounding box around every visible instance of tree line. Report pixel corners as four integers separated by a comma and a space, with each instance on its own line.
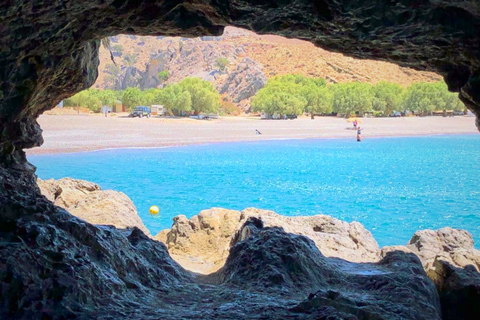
64, 77, 221, 115
251, 75, 465, 118
64, 74, 465, 118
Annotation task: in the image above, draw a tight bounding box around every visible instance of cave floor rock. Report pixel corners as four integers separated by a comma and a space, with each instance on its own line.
1, 206, 441, 320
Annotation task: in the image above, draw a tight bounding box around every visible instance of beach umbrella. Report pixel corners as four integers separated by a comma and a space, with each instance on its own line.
346, 117, 362, 123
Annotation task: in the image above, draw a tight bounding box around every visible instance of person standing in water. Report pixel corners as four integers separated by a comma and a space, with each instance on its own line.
356, 126, 362, 142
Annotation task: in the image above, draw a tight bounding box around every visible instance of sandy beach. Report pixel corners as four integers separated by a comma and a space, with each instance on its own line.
28, 114, 479, 154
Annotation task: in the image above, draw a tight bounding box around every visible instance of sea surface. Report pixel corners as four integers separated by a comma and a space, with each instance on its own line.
30, 134, 480, 247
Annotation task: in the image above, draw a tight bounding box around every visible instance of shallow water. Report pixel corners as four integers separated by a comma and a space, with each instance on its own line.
30, 134, 480, 247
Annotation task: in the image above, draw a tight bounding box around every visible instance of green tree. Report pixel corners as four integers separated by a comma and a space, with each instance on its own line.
141, 88, 160, 106
178, 77, 220, 114
403, 82, 447, 115
372, 81, 405, 115
158, 70, 169, 82
104, 64, 121, 89
158, 84, 192, 115
445, 92, 465, 112
65, 90, 101, 113
215, 57, 230, 72
91, 89, 117, 107
332, 82, 374, 117
301, 85, 333, 118
251, 74, 328, 118
111, 44, 124, 56
123, 53, 138, 66
122, 87, 143, 110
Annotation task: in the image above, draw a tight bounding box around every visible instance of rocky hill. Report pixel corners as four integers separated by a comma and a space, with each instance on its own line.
95, 27, 441, 109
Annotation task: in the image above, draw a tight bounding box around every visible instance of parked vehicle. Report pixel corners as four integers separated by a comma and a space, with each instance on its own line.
388, 111, 402, 117
286, 114, 298, 119
130, 106, 151, 118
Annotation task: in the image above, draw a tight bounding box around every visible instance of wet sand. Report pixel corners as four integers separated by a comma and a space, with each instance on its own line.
29, 114, 478, 154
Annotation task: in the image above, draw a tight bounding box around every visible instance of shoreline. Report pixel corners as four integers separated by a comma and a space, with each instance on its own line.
28, 131, 479, 156
28, 114, 479, 155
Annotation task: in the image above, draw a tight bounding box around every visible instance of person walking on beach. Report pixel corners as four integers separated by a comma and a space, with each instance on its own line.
353, 119, 357, 129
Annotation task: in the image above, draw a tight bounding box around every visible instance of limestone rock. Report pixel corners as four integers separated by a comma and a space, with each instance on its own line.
37, 178, 150, 236
241, 208, 379, 262
380, 245, 414, 258
407, 227, 480, 272
156, 208, 241, 273
405, 228, 480, 319
156, 207, 379, 273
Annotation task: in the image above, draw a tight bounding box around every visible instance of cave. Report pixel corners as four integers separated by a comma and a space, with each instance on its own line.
1, 1, 480, 319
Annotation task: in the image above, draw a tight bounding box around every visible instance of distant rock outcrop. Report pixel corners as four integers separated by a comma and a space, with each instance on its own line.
38, 178, 150, 236
219, 58, 267, 103
156, 207, 379, 273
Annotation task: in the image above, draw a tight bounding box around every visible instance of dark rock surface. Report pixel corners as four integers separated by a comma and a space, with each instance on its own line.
0, 199, 193, 319
429, 258, 480, 320
201, 219, 441, 319
1, 203, 444, 319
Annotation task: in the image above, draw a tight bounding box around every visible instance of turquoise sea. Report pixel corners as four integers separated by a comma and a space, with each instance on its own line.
30, 134, 480, 247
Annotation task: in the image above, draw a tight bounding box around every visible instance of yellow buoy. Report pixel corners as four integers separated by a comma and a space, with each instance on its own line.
149, 205, 159, 215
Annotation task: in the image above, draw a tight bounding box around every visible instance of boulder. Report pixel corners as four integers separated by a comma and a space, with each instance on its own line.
406, 227, 480, 272
37, 178, 150, 236
157, 208, 241, 273
406, 228, 480, 320
201, 219, 441, 319
0, 204, 193, 319
156, 207, 379, 273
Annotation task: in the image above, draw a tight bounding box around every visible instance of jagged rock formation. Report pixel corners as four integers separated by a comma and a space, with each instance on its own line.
37, 178, 150, 236
201, 219, 441, 319
218, 57, 267, 103
156, 207, 379, 273
2, 1, 480, 318
157, 208, 480, 318
0, 199, 193, 319
1, 195, 446, 319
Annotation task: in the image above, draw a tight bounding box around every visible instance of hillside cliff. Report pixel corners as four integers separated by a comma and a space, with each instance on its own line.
95, 27, 441, 109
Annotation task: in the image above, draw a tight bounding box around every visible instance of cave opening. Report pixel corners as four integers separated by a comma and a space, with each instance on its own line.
2, 1, 480, 319
26, 27, 480, 275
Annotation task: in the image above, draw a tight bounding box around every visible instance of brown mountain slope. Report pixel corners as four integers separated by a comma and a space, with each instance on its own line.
95, 27, 441, 107
231, 33, 441, 85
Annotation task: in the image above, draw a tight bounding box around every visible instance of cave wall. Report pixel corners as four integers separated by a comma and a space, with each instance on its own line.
1, 0, 479, 207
